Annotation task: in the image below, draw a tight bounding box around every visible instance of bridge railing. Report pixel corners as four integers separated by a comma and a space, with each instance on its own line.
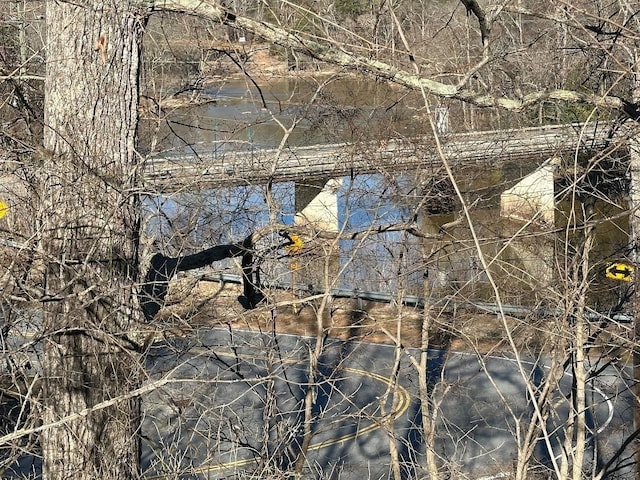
143, 122, 615, 193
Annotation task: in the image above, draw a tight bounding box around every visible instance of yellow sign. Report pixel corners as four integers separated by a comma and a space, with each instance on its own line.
605, 262, 634, 282
285, 233, 304, 255
0, 200, 7, 219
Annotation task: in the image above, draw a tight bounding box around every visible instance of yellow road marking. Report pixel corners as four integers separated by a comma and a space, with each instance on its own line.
145, 351, 411, 478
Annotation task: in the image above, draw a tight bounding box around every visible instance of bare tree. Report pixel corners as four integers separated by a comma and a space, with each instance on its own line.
4, 0, 640, 479
36, 1, 146, 478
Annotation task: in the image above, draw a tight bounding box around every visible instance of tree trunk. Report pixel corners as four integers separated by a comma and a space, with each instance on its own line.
40, 1, 145, 478
631, 46, 640, 480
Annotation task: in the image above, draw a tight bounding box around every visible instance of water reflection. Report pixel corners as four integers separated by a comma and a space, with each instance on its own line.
142, 76, 630, 312
144, 162, 629, 313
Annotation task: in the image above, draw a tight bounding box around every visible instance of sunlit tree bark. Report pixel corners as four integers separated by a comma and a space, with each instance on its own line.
9, 0, 640, 477
39, 1, 146, 478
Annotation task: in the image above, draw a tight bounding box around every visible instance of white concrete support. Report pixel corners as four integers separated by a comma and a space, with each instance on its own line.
500, 157, 560, 226
294, 178, 341, 232
499, 157, 559, 289
504, 237, 555, 287
292, 177, 341, 293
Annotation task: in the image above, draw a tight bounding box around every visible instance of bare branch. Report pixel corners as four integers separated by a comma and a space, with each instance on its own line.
460, 0, 491, 47
0, 75, 44, 82
139, 220, 437, 319
154, 0, 638, 117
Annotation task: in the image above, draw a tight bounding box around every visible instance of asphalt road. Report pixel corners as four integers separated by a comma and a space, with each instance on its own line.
140, 327, 635, 479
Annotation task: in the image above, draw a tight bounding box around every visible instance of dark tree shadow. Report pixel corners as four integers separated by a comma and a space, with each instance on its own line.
397, 341, 450, 479
139, 235, 260, 321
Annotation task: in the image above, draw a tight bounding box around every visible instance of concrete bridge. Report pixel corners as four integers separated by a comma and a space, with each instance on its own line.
143, 122, 616, 232
143, 122, 612, 192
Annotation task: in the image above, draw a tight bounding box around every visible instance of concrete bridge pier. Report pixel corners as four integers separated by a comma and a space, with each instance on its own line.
292, 178, 342, 293
500, 157, 560, 226
420, 214, 452, 297
499, 157, 559, 290
294, 178, 341, 232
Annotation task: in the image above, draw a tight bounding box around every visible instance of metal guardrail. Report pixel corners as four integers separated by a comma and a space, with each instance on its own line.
143, 122, 616, 192
201, 272, 633, 323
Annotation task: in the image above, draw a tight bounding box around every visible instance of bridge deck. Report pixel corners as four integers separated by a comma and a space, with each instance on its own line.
143, 123, 614, 193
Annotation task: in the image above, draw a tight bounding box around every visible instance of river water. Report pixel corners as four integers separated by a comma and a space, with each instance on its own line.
142, 76, 630, 311
141, 75, 428, 158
